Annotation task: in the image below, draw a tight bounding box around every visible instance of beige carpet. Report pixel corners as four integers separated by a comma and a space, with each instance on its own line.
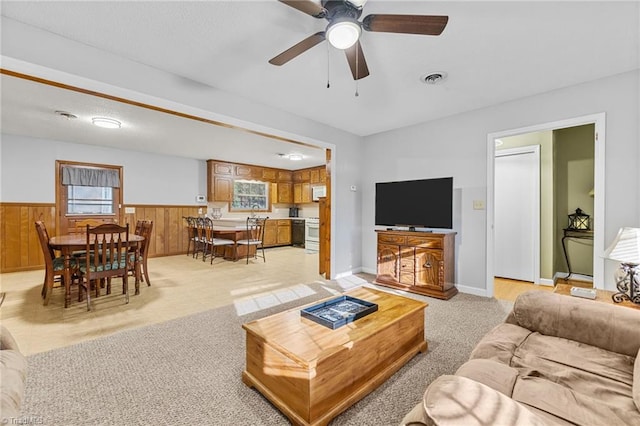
20, 282, 512, 425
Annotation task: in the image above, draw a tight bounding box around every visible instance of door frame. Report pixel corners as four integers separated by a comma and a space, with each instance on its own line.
486, 113, 605, 297
494, 145, 541, 286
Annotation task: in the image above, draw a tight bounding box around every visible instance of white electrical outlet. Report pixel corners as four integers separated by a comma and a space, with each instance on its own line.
124, 207, 136, 214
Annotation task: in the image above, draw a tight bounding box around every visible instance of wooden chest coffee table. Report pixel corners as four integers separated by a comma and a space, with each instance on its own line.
242, 287, 428, 426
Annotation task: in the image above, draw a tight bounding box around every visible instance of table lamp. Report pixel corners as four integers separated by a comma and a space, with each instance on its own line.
604, 227, 640, 304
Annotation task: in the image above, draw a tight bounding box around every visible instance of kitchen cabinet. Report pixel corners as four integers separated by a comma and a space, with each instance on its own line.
262, 168, 277, 181
276, 220, 292, 245
301, 183, 311, 203
263, 219, 291, 248
211, 176, 232, 202
207, 159, 325, 205
310, 168, 320, 184
278, 170, 293, 182
375, 230, 457, 300
278, 182, 293, 203
263, 221, 277, 247
294, 183, 312, 204
207, 161, 233, 202
293, 183, 302, 204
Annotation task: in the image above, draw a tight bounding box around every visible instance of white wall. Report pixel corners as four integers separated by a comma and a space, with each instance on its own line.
1, 19, 364, 279
1, 133, 206, 205
362, 70, 640, 294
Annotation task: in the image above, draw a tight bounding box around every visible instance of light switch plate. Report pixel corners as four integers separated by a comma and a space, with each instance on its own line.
473, 200, 485, 210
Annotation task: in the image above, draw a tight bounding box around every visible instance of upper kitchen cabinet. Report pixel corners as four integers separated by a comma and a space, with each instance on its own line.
207, 160, 325, 204
278, 182, 293, 203
207, 161, 232, 202
278, 170, 293, 182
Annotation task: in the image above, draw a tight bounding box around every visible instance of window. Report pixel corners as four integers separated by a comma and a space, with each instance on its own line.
67, 185, 114, 215
231, 180, 270, 211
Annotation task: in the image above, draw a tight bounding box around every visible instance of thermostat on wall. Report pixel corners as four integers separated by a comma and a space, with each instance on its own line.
196, 195, 206, 203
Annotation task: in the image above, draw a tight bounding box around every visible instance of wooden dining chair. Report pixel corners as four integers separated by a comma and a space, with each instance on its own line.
78, 223, 130, 311
34, 221, 77, 305
236, 217, 268, 264
202, 217, 234, 265
193, 217, 207, 259
183, 216, 198, 257
131, 219, 153, 286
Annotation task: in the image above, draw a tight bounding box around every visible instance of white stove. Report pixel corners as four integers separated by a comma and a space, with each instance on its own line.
304, 217, 320, 252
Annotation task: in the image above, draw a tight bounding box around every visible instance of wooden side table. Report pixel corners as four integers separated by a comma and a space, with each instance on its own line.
553, 284, 640, 311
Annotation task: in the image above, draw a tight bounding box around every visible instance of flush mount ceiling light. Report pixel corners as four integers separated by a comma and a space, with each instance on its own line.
326, 18, 361, 49
421, 71, 448, 85
288, 153, 304, 161
92, 117, 121, 129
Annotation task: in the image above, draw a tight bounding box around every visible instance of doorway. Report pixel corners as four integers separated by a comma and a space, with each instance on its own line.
486, 113, 605, 297
494, 146, 540, 283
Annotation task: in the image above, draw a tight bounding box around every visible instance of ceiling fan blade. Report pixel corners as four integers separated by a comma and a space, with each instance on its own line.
278, 0, 327, 18
345, 41, 370, 80
362, 14, 449, 35
269, 32, 326, 66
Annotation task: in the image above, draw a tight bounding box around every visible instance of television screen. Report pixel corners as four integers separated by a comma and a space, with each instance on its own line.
375, 177, 453, 229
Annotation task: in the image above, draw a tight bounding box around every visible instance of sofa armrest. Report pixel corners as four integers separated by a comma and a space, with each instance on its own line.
420, 375, 551, 426
511, 291, 640, 356
1, 326, 27, 422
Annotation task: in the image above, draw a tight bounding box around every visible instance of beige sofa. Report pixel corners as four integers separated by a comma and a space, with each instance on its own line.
1, 325, 27, 422
402, 291, 640, 425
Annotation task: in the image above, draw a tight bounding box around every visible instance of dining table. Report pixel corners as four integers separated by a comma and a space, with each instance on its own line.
49, 233, 145, 308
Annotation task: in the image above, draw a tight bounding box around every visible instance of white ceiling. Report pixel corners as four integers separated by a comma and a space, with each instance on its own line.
1, 1, 639, 163
0, 74, 326, 169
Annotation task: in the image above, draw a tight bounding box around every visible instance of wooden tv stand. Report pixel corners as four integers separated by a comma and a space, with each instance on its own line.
375, 230, 457, 299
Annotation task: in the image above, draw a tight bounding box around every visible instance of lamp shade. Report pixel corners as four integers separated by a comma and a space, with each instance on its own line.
604, 227, 640, 264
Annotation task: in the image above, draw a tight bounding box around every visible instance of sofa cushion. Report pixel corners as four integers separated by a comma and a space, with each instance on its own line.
511, 291, 640, 357
422, 375, 551, 426
455, 359, 518, 397
469, 323, 532, 364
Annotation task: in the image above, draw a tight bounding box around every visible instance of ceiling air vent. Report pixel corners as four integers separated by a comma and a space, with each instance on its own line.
421, 72, 447, 85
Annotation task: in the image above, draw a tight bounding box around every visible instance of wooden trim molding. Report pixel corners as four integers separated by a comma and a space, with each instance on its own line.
1, 69, 319, 149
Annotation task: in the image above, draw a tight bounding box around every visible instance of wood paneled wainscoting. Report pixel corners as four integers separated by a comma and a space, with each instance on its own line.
122, 205, 200, 259
0, 203, 200, 273
0, 203, 56, 273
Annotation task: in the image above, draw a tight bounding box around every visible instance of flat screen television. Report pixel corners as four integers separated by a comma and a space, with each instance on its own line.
375, 177, 453, 229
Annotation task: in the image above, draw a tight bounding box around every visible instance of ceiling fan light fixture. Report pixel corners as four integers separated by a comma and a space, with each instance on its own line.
326, 18, 361, 50
92, 117, 121, 129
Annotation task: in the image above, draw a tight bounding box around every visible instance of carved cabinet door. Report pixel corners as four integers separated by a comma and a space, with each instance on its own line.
377, 244, 400, 282
415, 248, 444, 290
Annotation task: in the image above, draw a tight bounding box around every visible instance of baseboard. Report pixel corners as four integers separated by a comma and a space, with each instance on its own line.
539, 278, 555, 287
553, 271, 593, 284
456, 284, 489, 298
334, 267, 364, 280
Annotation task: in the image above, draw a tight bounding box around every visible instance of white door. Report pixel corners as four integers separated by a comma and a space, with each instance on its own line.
494, 147, 539, 282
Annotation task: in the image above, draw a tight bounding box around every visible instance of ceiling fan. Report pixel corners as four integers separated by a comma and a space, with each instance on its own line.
269, 0, 449, 80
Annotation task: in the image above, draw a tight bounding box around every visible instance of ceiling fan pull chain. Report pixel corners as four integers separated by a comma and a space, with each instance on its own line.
326, 41, 331, 88
355, 43, 359, 97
